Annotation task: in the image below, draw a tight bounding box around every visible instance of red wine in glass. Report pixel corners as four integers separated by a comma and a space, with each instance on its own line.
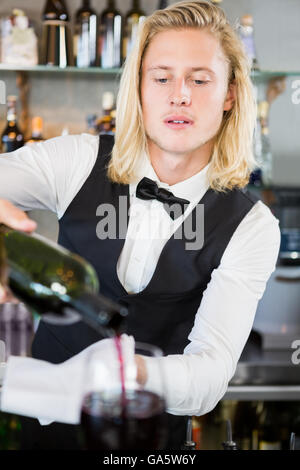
80, 389, 167, 450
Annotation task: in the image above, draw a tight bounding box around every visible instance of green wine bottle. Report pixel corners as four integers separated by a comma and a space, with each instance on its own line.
0, 224, 127, 336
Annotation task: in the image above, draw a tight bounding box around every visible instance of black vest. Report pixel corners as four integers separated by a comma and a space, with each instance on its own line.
32, 135, 259, 363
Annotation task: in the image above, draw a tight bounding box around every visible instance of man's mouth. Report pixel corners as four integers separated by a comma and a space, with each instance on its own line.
164, 116, 194, 129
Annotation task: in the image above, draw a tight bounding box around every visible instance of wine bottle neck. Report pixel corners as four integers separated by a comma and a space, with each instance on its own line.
82, 0, 91, 6
69, 291, 127, 337
6, 102, 17, 122
132, 0, 140, 9
107, 0, 116, 10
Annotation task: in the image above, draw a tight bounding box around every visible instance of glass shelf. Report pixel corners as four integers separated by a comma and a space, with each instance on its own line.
0, 64, 300, 79
0, 64, 122, 75
251, 69, 300, 82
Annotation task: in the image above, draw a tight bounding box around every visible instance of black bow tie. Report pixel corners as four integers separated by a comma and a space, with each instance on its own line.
136, 177, 190, 220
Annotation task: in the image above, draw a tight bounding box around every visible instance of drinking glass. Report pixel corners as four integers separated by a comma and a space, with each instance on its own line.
79, 340, 168, 450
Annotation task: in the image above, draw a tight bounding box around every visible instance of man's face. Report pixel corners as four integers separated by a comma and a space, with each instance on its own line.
141, 28, 235, 157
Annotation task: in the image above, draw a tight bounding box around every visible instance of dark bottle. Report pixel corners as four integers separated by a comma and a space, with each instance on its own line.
0, 225, 128, 337
1, 96, 24, 153
41, 0, 74, 67
74, 0, 98, 68
258, 402, 281, 450
290, 402, 300, 450
233, 401, 259, 450
157, 0, 168, 8
99, 0, 123, 69
123, 0, 146, 61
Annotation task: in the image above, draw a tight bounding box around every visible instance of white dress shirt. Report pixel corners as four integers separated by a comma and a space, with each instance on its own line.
0, 133, 281, 416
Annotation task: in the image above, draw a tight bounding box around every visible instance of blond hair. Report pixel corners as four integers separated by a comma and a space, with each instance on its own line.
107, 0, 257, 192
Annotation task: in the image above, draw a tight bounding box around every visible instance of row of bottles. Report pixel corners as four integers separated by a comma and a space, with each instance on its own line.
41, 0, 147, 69
0, 96, 44, 153
196, 400, 300, 450
0, 90, 116, 153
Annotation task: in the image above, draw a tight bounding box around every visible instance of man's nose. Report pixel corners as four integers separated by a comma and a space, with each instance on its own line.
169, 80, 191, 106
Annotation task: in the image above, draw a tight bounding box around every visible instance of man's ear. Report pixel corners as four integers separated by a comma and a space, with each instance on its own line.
223, 81, 236, 112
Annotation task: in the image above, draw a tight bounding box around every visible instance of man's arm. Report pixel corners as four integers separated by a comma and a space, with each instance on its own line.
143, 200, 281, 416
0, 133, 99, 218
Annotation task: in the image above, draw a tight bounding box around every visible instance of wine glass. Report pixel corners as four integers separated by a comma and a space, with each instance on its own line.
79, 339, 168, 450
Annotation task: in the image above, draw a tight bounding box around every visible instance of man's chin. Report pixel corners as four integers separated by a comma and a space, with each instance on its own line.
147, 136, 206, 155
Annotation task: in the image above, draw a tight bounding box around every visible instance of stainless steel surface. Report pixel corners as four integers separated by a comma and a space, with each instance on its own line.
253, 266, 300, 348
231, 362, 300, 386
226, 331, 300, 399
223, 385, 300, 401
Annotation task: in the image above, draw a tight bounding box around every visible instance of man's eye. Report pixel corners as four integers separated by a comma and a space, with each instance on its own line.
155, 78, 168, 83
194, 80, 208, 85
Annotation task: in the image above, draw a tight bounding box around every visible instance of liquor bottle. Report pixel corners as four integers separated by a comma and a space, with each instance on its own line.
26, 117, 45, 145
157, 0, 168, 8
1, 96, 24, 153
123, 0, 146, 61
289, 402, 300, 450
0, 225, 128, 337
99, 0, 123, 69
250, 101, 273, 188
96, 92, 115, 135
233, 401, 259, 450
237, 14, 259, 71
41, 0, 74, 67
258, 402, 281, 450
74, 0, 98, 68
258, 101, 273, 187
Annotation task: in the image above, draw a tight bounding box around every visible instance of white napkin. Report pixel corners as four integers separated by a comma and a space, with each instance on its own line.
0, 334, 136, 425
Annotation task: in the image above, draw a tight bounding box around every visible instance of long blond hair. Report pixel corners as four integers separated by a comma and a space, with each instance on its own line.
107, 0, 257, 192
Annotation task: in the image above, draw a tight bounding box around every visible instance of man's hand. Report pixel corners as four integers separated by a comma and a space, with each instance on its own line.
135, 354, 147, 385
0, 199, 37, 303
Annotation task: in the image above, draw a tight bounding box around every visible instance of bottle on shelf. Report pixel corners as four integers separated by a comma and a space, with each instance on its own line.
96, 91, 115, 135
123, 0, 146, 62
250, 100, 273, 188
257, 402, 282, 450
290, 402, 300, 450
1, 96, 24, 153
99, 0, 123, 69
258, 101, 273, 187
237, 14, 259, 71
157, 0, 168, 8
74, 0, 98, 68
0, 224, 128, 337
26, 117, 45, 145
41, 0, 74, 68
233, 401, 259, 450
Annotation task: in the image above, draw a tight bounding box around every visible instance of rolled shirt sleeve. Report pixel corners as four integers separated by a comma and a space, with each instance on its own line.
144, 200, 281, 416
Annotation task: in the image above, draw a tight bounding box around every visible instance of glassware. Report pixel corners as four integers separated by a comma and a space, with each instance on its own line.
80, 341, 168, 450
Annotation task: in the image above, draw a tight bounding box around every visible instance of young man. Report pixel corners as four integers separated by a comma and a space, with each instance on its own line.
0, 1, 280, 449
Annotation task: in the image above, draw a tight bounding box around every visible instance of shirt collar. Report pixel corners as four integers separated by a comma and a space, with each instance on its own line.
130, 150, 211, 203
